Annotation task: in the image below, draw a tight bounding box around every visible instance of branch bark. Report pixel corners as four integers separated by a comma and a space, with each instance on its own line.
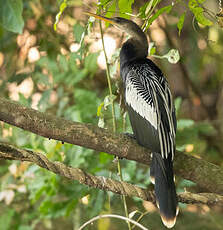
1, 141, 223, 206
0, 97, 223, 194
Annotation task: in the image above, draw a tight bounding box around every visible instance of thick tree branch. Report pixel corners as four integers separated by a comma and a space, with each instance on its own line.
0, 97, 223, 194
1, 141, 223, 206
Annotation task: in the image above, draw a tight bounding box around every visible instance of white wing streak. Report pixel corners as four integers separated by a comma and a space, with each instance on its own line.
125, 63, 176, 159
125, 77, 158, 129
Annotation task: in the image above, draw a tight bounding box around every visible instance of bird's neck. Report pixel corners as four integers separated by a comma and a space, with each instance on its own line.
120, 34, 148, 68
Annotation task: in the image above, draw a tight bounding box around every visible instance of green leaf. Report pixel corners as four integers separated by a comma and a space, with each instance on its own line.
145, 0, 155, 16
0, 208, 15, 230
36, 73, 51, 87
38, 89, 52, 112
99, 152, 113, 164
152, 48, 180, 63
19, 93, 31, 107
105, 1, 116, 20
18, 226, 33, 230
139, 0, 161, 18
188, 0, 212, 26
54, 0, 67, 31
43, 139, 57, 153
197, 122, 217, 136
84, 52, 99, 74
180, 179, 196, 188
73, 23, 85, 43
146, 5, 172, 29
65, 199, 78, 216
118, 0, 135, 18
97, 102, 104, 117
8, 73, 29, 84
174, 97, 182, 116
98, 117, 105, 128
0, 0, 24, 34
139, 1, 150, 18
177, 119, 195, 130
104, 94, 117, 109
58, 54, 68, 72
148, 42, 156, 55
163, 49, 180, 64
177, 12, 186, 36
103, 1, 117, 27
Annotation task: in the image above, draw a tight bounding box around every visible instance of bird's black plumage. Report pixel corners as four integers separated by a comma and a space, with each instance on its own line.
85, 12, 179, 228
118, 19, 178, 228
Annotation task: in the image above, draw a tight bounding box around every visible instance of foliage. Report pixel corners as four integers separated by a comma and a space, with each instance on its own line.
188, 0, 213, 26
0, 0, 24, 33
0, 0, 223, 229
177, 12, 186, 36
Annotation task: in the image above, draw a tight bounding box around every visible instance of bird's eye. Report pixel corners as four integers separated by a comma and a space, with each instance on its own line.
114, 17, 121, 23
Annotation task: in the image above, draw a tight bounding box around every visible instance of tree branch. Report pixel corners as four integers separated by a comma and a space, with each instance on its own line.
0, 97, 223, 194
1, 141, 223, 206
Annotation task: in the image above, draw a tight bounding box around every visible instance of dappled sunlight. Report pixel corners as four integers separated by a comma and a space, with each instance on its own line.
31, 92, 42, 109
1, 1, 223, 229
50, 90, 58, 104
0, 190, 15, 205
2, 126, 12, 138
28, 47, 40, 63
97, 52, 107, 69
143, 201, 157, 212
0, 52, 4, 68
81, 195, 89, 205
187, 204, 198, 213
198, 39, 207, 50
208, 27, 219, 42
60, 47, 69, 55
95, 36, 117, 69
56, 20, 70, 35
201, 205, 210, 214
8, 77, 34, 100
26, 18, 37, 31
150, 28, 166, 46
70, 43, 80, 52
16, 31, 38, 67
185, 144, 194, 153
17, 30, 30, 47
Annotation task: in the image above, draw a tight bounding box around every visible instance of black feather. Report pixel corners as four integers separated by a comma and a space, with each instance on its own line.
152, 152, 178, 225
121, 58, 178, 228
117, 16, 178, 228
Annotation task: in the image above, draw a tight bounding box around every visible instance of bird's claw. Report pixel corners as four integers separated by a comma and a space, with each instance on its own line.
123, 132, 136, 139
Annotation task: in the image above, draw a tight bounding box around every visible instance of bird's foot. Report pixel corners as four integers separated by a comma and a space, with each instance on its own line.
123, 132, 136, 139
113, 156, 123, 162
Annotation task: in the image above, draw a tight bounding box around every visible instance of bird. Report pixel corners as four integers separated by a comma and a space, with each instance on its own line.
85, 12, 179, 228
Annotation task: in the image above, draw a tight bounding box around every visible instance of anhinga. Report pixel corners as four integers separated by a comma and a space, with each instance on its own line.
85, 12, 178, 228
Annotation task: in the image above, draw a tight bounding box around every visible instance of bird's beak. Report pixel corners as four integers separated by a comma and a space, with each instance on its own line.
84, 12, 116, 25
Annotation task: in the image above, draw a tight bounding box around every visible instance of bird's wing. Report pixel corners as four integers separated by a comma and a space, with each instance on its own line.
125, 63, 176, 159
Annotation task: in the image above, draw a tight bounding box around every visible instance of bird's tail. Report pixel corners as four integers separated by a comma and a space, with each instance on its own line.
150, 152, 178, 228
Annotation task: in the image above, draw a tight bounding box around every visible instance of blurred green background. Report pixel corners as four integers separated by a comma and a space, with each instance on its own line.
0, 0, 223, 229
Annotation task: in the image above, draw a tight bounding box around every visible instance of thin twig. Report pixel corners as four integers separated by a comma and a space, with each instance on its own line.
78, 214, 149, 230
97, 7, 131, 229
132, 211, 150, 230
98, 11, 117, 132
117, 158, 131, 230
141, 0, 160, 31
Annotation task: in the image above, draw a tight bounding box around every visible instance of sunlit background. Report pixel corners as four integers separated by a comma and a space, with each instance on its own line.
0, 0, 223, 229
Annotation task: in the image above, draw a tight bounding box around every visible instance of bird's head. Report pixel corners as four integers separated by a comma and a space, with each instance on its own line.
84, 12, 145, 39
84, 12, 148, 61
